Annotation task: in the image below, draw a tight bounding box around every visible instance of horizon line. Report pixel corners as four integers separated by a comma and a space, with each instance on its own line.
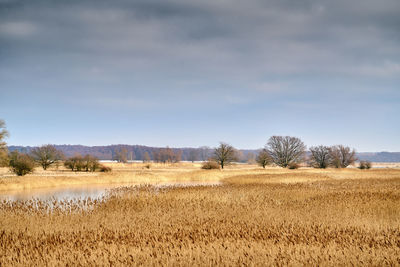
6, 144, 400, 153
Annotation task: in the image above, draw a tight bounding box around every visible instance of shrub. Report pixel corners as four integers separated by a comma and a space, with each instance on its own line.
64, 158, 75, 171
256, 149, 271, 168
359, 161, 372, 169
64, 155, 84, 172
83, 155, 99, 172
65, 155, 101, 172
9, 151, 35, 176
201, 161, 220, 170
75, 158, 85, 171
0, 151, 8, 167
144, 164, 151, 169
365, 161, 372, 169
288, 162, 300, 169
99, 165, 112, 172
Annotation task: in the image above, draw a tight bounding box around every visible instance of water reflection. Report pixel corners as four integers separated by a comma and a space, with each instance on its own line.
0, 181, 221, 202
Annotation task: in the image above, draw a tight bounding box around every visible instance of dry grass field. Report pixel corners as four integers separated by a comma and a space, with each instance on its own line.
1, 164, 400, 265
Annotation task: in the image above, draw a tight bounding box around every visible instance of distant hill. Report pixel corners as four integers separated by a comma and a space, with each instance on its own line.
7, 145, 215, 162
357, 152, 400, 162
7, 145, 400, 162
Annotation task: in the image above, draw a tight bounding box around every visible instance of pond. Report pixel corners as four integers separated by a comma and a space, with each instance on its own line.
0, 181, 221, 202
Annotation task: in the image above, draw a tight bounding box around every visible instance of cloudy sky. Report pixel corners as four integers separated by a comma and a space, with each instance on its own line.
0, 0, 399, 151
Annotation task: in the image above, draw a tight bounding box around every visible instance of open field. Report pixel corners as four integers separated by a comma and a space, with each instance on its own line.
363, 162, 400, 168
1, 164, 400, 265
1, 162, 399, 192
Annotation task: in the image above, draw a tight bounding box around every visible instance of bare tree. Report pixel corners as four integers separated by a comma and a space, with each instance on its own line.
152, 150, 160, 162
256, 149, 271, 168
160, 148, 169, 163
187, 149, 199, 163
173, 150, 182, 163
31, 145, 64, 170
129, 150, 135, 161
83, 154, 100, 172
0, 120, 9, 167
155, 147, 181, 163
199, 146, 212, 161
329, 145, 357, 168
246, 152, 256, 164
143, 152, 151, 163
114, 148, 128, 163
0, 120, 8, 148
236, 150, 245, 163
213, 142, 237, 169
64, 154, 84, 172
266, 136, 306, 168
158, 147, 171, 163
310, 145, 331, 168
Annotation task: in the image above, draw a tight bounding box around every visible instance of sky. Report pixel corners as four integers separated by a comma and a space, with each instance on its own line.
0, 0, 399, 151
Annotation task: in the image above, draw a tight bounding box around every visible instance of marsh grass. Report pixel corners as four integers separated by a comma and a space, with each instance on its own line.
2, 162, 398, 192
0, 165, 400, 265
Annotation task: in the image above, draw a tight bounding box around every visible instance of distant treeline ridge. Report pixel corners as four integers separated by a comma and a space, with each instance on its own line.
7, 145, 400, 162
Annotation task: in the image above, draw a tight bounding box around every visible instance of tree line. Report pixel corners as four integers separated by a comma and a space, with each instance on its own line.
111, 147, 182, 163
0, 119, 367, 175
9, 144, 216, 162
5, 144, 112, 176
208, 136, 359, 169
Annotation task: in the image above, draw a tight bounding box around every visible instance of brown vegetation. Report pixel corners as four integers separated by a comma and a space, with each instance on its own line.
287, 162, 300, 169
99, 165, 112, 172
0, 167, 399, 265
359, 160, 372, 169
201, 161, 220, 170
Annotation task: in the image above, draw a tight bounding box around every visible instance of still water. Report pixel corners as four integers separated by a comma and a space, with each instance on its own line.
0, 181, 221, 202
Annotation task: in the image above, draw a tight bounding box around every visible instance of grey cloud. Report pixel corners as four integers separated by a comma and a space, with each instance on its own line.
0, 21, 37, 37
1, 0, 399, 94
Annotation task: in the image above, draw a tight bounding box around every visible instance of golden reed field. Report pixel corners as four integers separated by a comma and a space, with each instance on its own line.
0, 163, 400, 266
